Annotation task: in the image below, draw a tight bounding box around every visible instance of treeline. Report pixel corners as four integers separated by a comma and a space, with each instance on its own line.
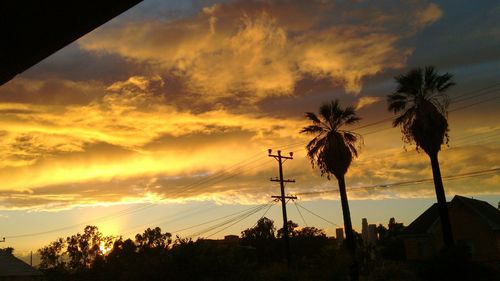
35, 217, 496, 281
37, 218, 347, 281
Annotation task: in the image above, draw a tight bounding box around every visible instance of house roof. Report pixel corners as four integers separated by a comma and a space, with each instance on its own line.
455, 195, 500, 230
404, 195, 500, 235
0, 252, 42, 277
0, 1, 142, 86
404, 202, 443, 235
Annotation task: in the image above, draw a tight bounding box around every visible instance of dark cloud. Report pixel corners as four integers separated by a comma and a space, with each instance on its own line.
21, 44, 153, 84
406, 0, 500, 69
0, 77, 106, 105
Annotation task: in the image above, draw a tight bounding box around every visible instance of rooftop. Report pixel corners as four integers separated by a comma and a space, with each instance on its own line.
0, 252, 42, 277
404, 195, 500, 235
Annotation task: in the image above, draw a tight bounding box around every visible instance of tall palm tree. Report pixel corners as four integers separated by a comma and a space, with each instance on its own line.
301, 99, 361, 281
387, 66, 455, 248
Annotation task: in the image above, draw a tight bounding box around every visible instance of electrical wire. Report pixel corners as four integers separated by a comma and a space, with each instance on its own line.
205, 201, 277, 239
6, 83, 499, 240
188, 203, 273, 238
295, 167, 500, 197
173, 202, 272, 234
294, 202, 339, 227
293, 200, 308, 227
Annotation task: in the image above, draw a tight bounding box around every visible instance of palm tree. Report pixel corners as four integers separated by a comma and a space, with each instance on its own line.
387, 66, 455, 248
301, 99, 361, 281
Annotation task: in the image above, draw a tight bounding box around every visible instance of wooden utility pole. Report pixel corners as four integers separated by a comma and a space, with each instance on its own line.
268, 149, 296, 268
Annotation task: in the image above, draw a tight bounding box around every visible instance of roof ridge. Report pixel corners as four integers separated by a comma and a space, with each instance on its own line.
453, 195, 500, 230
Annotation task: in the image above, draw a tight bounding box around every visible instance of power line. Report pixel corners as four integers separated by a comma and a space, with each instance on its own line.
359, 90, 500, 137
266, 83, 500, 154
250, 199, 279, 229
352, 117, 393, 131
187, 202, 273, 237
5, 157, 272, 240
205, 201, 277, 239
6, 84, 498, 240
293, 201, 308, 227
295, 168, 500, 197
452, 129, 500, 142
188, 202, 273, 238
173, 202, 272, 234
452, 87, 500, 103
268, 149, 296, 267
294, 202, 339, 227
450, 95, 500, 112
121, 203, 215, 237
451, 82, 500, 100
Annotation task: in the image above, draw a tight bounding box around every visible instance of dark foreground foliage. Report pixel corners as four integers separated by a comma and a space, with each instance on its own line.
34, 218, 499, 281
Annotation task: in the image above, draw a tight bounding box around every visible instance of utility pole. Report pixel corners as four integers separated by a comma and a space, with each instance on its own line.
268, 149, 296, 268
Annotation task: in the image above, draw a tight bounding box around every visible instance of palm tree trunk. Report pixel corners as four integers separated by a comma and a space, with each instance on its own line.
429, 152, 454, 248
337, 175, 358, 281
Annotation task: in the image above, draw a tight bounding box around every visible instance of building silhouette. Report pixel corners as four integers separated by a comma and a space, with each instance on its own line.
201, 235, 240, 246
361, 218, 378, 245
403, 195, 500, 261
336, 228, 344, 242
0, 251, 43, 281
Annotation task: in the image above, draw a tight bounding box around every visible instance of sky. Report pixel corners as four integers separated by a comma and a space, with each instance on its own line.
0, 0, 499, 259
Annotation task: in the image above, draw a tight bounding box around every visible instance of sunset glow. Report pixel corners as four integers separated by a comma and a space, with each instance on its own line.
0, 0, 498, 261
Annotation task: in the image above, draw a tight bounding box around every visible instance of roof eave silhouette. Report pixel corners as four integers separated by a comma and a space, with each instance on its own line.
0, 1, 142, 86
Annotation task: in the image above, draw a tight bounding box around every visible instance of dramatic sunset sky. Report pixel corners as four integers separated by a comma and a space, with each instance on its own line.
0, 0, 499, 258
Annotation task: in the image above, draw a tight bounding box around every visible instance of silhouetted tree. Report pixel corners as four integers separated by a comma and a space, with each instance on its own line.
66, 225, 113, 271
241, 217, 278, 262
135, 227, 172, 251
301, 99, 362, 281
387, 66, 455, 248
241, 217, 276, 242
38, 237, 66, 269
296, 226, 326, 238
277, 220, 299, 238
0, 247, 14, 254
376, 218, 405, 260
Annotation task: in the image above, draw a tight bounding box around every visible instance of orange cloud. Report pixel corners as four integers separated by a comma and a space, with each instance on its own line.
79, 0, 442, 100
355, 96, 381, 110
2, 1, 497, 211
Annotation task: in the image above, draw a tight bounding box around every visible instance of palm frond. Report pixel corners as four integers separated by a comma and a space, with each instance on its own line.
423, 66, 438, 95
340, 106, 360, 125
343, 131, 363, 156
301, 125, 326, 135
300, 99, 362, 179
387, 66, 455, 154
344, 115, 361, 125
393, 106, 415, 128
305, 112, 321, 124
306, 135, 327, 168
436, 73, 455, 92
347, 142, 358, 158
319, 102, 334, 127
387, 92, 409, 112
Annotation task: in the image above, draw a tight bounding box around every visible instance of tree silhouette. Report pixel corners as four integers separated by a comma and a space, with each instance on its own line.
277, 220, 299, 239
65, 225, 113, 270
301, 99, 362, 281
387, 66, 455, 248
241, 217, 276, 242
135, 227, 172, 251
38, 238, 66, 269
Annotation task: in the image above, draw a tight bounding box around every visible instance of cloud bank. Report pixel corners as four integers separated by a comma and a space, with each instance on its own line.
80, 0, 441, 102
